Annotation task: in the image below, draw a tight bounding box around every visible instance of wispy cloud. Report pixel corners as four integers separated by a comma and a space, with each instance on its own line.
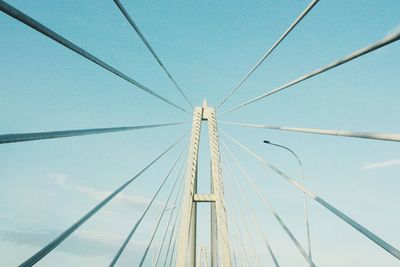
361, 159, 400, 171
49, 173, 162, 210
52, 173, 70, 189
75, 186, 154, 209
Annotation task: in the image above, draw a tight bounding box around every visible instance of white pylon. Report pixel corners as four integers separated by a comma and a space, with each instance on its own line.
175, 100, 231, 267
198, 245, 209, 267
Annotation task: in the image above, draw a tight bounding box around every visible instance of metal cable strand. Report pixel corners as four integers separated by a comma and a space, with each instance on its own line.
224, 168, 262, 267
220, 138, 316, 267
217, 0, 319, 108
108, 147, 186, 267
221, 167, 252, 267
113, 0, 194, 109
222, 130, 400, 261
19, 135, 185, 267
0, 0, 187, 113
221, 30, 400, 114
227, 203, 252, 267
138, 152, 186, 267
217, 159, 244, 266
0, 121, 189, 144
164, 157, 191, 267
219, 121, 400, 142
228, 233, 239, 267
163, 167, 187, 266
167, 227, 179, 266
153, 157, 187, 267
222, 156, 280, 267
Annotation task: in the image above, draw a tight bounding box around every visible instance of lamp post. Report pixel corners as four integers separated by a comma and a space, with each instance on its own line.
263, 140, 312, 264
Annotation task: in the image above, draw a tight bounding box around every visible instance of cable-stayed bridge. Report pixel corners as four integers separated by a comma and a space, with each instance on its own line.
1, 0, 399, 266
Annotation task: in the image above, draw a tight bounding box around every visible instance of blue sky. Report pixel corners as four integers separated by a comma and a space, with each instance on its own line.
1, 0, 399, 266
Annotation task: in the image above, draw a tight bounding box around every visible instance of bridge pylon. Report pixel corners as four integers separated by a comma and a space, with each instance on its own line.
175, 100, 231, 267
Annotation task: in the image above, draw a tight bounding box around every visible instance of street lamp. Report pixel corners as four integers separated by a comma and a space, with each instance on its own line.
263, 140, 312, 264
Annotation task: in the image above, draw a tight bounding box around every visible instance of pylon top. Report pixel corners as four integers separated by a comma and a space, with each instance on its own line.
202, 99, 208, 108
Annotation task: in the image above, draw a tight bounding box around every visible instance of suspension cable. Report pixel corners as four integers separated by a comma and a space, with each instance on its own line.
0, 121, 188, 144
113, 0, 194, 109
220, 138, 316, 267
222, 156, 280, 267
163, 164, 187, 266
19, 135, 185, 267
164, 158, 187, 267
228, 234, 239, 267
217, 0, 319, 109
138, 154, 186, 267
219, 121, 400, 142
222, 130, 400, 261
167, 226, 179, 266
153, 157, 187, 266
108, 147, 186, 266
219, 165, 240, 267
220, 158, 252, 267
221, 30, 400, 115
224, 166, 262, 267
162, 158, 191, 266
0, 0, 187, 113
225, 187, 252, 267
